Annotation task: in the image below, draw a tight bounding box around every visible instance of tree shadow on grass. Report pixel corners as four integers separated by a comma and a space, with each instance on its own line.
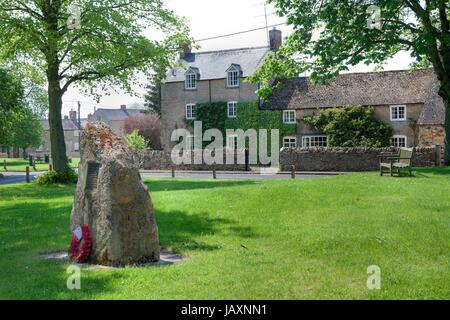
0, 183, 75, 199
156, 209, 258, 252
144, 179, 257, 193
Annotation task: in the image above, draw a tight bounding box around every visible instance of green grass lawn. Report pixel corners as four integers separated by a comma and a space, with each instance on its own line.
0, 168, 449, 299
0, 158, 80, 172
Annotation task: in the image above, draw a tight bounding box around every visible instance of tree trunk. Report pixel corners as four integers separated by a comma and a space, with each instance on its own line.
47, 70, 68, 172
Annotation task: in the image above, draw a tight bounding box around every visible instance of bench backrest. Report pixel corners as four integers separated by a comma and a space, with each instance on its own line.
399, 147, 414, 165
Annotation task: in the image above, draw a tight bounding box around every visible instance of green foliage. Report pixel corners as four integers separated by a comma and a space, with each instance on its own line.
8, 108, 43, 150
303, 106, 393, 147
225, 102, 297, 148
250, 1, 450, 100
125, 129, 148, 151
0, 0, 193, 170
0, 68, 25, 144
144, 74, 162, 116
186, 101, 296, 148
36, 166, 78, 185
187, 102, 228, 132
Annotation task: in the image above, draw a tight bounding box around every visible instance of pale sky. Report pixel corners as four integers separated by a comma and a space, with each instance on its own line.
63, 0, 414, 118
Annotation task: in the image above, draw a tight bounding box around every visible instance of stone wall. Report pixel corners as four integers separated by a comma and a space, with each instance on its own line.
280, 147, 439, 172
138, 149, 248, 171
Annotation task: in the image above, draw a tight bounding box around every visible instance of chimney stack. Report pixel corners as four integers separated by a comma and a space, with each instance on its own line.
120, 104, 127, 111
64, 115, 69, 120
69, 109, 77, 121
180, 43, 192, 59
269, 28, 282, 51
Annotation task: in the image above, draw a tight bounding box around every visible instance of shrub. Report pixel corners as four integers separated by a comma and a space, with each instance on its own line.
125, 129, 148, 151
123, 114, 162, 149
36, 166, 78, 185
303, 106, 393, 147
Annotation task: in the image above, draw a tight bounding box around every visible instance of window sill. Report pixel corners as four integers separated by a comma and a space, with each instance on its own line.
390, 118, 407, 122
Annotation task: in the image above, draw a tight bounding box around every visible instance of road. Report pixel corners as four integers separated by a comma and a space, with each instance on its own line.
139, 171, 332, 180
0, 172, 41, 185
0, 170, 336, 186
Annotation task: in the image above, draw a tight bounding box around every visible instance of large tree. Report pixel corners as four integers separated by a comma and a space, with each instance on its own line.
0, 0, 190, 172
249, 0, 450, 164
144, 73, 162, 116
0, 68, 25, 145
9, 108, 44, 155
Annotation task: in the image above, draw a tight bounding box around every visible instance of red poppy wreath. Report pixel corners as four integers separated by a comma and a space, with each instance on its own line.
69, 224, 92, 263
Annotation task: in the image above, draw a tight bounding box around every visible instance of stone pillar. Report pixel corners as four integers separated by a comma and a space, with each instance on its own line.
70, 122, 160, 266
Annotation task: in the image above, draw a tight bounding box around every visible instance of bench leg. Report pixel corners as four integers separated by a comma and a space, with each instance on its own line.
380, 165, 383, 176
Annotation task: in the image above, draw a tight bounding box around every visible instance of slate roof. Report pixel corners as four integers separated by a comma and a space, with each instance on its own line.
262, 69, 445, 125
40, 118, 84, 131
165, 46, 270, 83
93, 108, 143, 121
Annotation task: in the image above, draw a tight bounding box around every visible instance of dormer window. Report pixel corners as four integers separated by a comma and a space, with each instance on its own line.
185, 67, 199, 90
226, 64, 242, 88
185, 72, 197, 90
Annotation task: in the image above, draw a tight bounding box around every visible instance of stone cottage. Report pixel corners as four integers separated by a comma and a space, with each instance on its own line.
37, 110, 85, 158
160, 29, 283, 150
88, 105, 143, 138
262, 69, 445, 150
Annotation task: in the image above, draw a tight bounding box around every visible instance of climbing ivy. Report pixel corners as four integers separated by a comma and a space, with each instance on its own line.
225, 102, 296, 147
186, 101, 296, 148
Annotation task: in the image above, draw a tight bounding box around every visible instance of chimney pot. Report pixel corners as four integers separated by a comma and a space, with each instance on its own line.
64, 115, 69, 120
180, 43, 192, 59
69, 109, 77, 121
269, 28, 282, 52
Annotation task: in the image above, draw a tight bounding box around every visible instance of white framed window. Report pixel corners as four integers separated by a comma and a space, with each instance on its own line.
74, 142, 80, 152
390, 105, 406, 121
283, 110, 296, 124
227, 70, 239, 88
185, 72, 197, 90
185, 135, 194, 151
391, 135, 407, 148
36, 145, 44, 152
185, 104, 196, 120
227, 101, 237, 118
302, 135, 328, 148
227, 135, 238, 150
74, 130, 80, 137
283, 137, 297, 148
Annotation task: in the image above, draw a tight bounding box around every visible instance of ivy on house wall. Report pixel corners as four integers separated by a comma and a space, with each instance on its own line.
225, 102, 296, 146
186, 101, 297, 148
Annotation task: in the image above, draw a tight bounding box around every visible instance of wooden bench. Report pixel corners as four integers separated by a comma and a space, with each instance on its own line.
379, 147, 414, 177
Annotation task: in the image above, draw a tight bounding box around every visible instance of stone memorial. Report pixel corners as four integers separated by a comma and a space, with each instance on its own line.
70, 122, 160, 266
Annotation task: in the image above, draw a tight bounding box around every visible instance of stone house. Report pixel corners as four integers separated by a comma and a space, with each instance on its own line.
37, 110, 85, 158
262, 69, 445, 150
33, 105, 142, 159
160, 29, 283, 150
88, 105, 143, 137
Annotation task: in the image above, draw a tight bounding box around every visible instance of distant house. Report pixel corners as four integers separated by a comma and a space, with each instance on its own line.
262, 69, 445, 149
160, 28, 283, 150
88, 105, 143, 137
37, 110, 85, 158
